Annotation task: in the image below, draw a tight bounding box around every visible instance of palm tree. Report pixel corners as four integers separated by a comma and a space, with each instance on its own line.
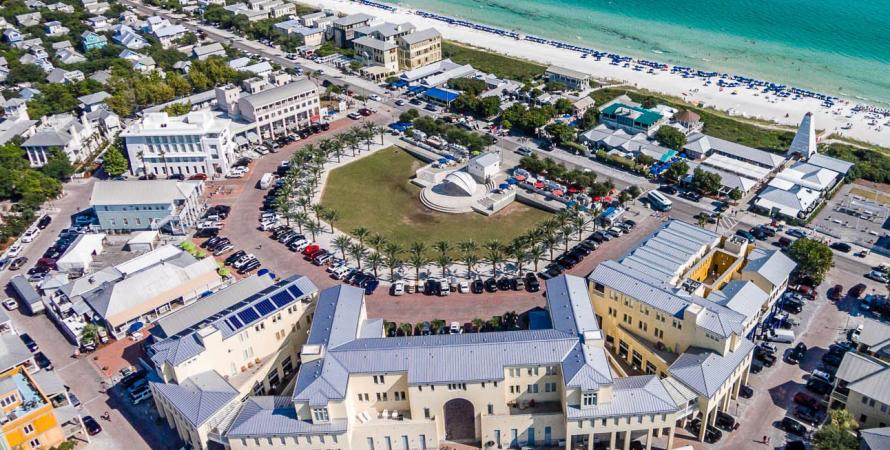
292, 211, 309, 234
572, 213, 588, 240
433, 240, 451, 257
321, 209, 338, 233
543, 233, 559, 261
561, 225, 575, 251
507, 243, 527, 276
528, 244, 546, 272
349, 243, 367, 269
399, 322, 413, 336
408, 242, 429, 281
159, 149, 170, 176
430, 319, 446, 335
484, 240, 504, 276
385, 254, 403, 281
305, 221, 323, 241
136, 150, 146, 177
368, 233, 387, 251
463, 254, 480, 277
365, 252, 383, 277
311, 204, 325, 227
458, 240, 478, 276
472, 318, 485, 332
436, 253, 453, 278
296, 196, 311, 213
364, 121, 380, 147
352, 227, 370, 246
488, 316, 502, 331
333, 235, 352, 261
342, 130, 360, 157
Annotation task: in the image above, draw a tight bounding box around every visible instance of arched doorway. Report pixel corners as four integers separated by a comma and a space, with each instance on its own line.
443, 398, 475, 442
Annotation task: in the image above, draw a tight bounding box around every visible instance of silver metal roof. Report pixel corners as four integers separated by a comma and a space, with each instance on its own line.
151, 371, 238, 427
0, 334, 32, 372
742, 247, 796, 288
668, 341, 754, 398
239, 79, 317, 110
226, 396, 348, 437
399, 28, 440, 45
566, 375, 680, 419
835, 352, 890, 405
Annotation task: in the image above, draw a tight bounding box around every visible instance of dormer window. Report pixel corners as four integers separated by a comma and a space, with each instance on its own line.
582, 391, 597, 407
312, 407, 329, 423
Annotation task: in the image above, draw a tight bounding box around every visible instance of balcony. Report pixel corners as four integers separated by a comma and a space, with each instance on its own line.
508, 400, 562, 416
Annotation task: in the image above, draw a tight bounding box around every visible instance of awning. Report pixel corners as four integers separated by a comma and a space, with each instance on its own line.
128, 321, 144, 333
424, 87, 460, 103
407, 85, 427, 94
499, 183, 509, 189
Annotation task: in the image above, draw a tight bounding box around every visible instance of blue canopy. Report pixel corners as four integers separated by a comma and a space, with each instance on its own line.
438, 158, 447, 164
566, 200, 577, 208
407, 85, 427, 94
128, 322, 145, 333
444, 154, 456, 160
389, 79, 408, 88
507, 178, 518, 185
258, 268, 270, 276
499, 183, 509, 189
424, 87, 460, 103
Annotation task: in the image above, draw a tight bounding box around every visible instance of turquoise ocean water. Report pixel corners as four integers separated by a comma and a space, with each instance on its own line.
385, 0, 890, 106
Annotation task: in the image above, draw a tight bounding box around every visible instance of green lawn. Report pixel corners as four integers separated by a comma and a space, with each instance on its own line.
442, 41, 545, 82
321, 147, 551, 247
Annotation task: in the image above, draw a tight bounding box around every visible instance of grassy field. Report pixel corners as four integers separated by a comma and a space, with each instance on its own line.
321, 147, 551, 247
850, 187, 890, 205
442, 41, 545, 82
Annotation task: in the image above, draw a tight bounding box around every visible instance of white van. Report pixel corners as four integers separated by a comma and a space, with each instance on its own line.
259, 173, 275, 189
768, 329, 795, 343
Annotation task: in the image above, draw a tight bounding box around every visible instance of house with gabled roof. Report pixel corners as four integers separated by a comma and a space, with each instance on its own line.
81, 30, 108, 51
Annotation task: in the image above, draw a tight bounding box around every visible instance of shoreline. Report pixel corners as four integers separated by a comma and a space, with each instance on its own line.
312, 0, 890, 149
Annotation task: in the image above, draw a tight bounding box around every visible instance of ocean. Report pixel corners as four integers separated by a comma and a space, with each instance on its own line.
385, 0, 890, 107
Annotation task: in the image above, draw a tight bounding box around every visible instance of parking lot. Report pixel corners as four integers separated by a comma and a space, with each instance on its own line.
811, 182, 890, 251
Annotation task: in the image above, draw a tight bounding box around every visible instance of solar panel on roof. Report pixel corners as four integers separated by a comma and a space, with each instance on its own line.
270, 290, 292, 308
227, 316, 243, 330
287, 285, 303, 299
237, 308, 260, 325
255, 299, 276, 315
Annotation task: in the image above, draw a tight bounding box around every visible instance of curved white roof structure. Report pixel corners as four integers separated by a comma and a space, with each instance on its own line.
443, 171, 477, 196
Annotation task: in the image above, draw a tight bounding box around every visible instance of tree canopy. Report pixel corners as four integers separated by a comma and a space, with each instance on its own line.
663, 160, 689, 183
692, 167, 722, 195
102, 142, 129, 177
655, 126, 688, 150
787, 238, 833, 285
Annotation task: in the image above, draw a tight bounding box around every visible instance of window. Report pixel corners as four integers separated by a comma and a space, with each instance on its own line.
487, 404, 493, 414
312, 408, 329, 422
28, 438, 40, 448
424, 408, 430, 419
23, 424, 35, 435
582, 392, 597, 406
527, 384, 539, 394
546, 366, 556, 375
373, 375, 386, 384
376, 392, 388, 401
544, 382, 557, 393
448, 383, 466, 391
0, 394, 16, 407
594, 283, 604, 293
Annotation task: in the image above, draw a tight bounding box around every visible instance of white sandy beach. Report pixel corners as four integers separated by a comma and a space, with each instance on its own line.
313, 0, 890, 149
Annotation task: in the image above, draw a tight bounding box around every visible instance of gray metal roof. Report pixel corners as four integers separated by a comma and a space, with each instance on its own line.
332, 13, 372, 27
30, 370, 66, 395
151, 371, 238, 427
807, 153, 854, 175
858, 318, 890, 356
835, 352, 890, 405
352, 35, 396, 51
861, 427, 890, 450
668, 341, 754, 397
77, 91, 111, 106
226, 396, 348, 437
0, 334, 32, 372
566, 375, 680, 419
399, 28, 440, 45
294, 275, 614, 407
546, 65, 589, 81
684, 133, 785, 168
742, 248, 796, 288
9, 275, 41, 306
239, 79, 316, 111
90, 180, 201, 206
619, 220, 719, 283
710, 280, 767, 322
192, 42, 224, 57
153, 275, 276, 339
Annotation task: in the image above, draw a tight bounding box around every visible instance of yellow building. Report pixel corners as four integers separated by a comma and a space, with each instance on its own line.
397, 29, 442, 71
587, 220, 795, 441
0, 367, 66, 450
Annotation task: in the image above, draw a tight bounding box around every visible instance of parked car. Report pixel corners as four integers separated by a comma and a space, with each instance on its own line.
849, 283, 867, 299
83, 416, 102, 435
830, 242, 852, 253
37, 215, 51, 229
806, 378, 833, 396
484, 278, 498, 293
739, 385, 754, 399
794, 404, 825, 426
787, 228, 807, 238
516, 146, 533, 156
866, 270, 890, 283
780, 417, 807, 436
525, 272, 540, 292
471, 279, 484, 294
793, 392, 824, 411
714, 411, 737, 431
658, 185, 678, 195
689, 418, 722, 443
9, 257, 28, 270
829, 284, 844, 301
735, 229, 755, 243
3, 298, 18, 310
34, 352, 52, 370
20, 333, 38, 352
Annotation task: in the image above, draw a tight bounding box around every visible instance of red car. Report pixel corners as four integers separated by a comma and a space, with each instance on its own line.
796, 285, 816, 299
188, 173, 208, 180
829, 284, 843, 301
793, 392, 825, 411
302, 245, 320, 257
850, 283, 867, 299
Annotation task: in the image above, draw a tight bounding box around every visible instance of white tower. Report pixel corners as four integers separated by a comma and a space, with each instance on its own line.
788, 112, 816, 158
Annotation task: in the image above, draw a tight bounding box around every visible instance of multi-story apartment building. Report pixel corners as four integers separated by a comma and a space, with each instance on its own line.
121, 110, 236, 178
332, 13, 373, 48
90, 180, 206, 233
149, 275, 706, 450
216, 80, 320, 140
353, 36, 398, 78
587, 220, 795, 441
854, 318, 890, 363
398, 28, 442, 71
0, 367, 66, 450
149, 275, 319, 450
831, 352, 890, 429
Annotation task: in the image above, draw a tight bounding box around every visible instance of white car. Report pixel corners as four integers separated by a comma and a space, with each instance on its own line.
21, 228, 39, 243
331, 266, 351, 280
291, 240, 310, 252
449, 322, 462, 334
2, 298, 18, 310
369, 94, 382, 102
391, 280, 405, 296
6, 244, 23, 258
458, 280, 470, 293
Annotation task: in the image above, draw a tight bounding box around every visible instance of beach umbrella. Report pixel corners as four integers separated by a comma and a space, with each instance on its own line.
534, 182, 544, 189
513, 175, 526, 181
552, 190, 564, 197
507, 178, 517, 185
567, 187, 578, 193
593, 196, 601, 201
438, 158, 447, 164
604, 197, 612, 202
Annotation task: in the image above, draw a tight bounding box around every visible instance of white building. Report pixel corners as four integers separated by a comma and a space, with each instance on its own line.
90, 180, 205, 233
467, 151, 500, 183
122, 110, 236, 178
22, 113, 101, 167
216, 80, 320, 140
